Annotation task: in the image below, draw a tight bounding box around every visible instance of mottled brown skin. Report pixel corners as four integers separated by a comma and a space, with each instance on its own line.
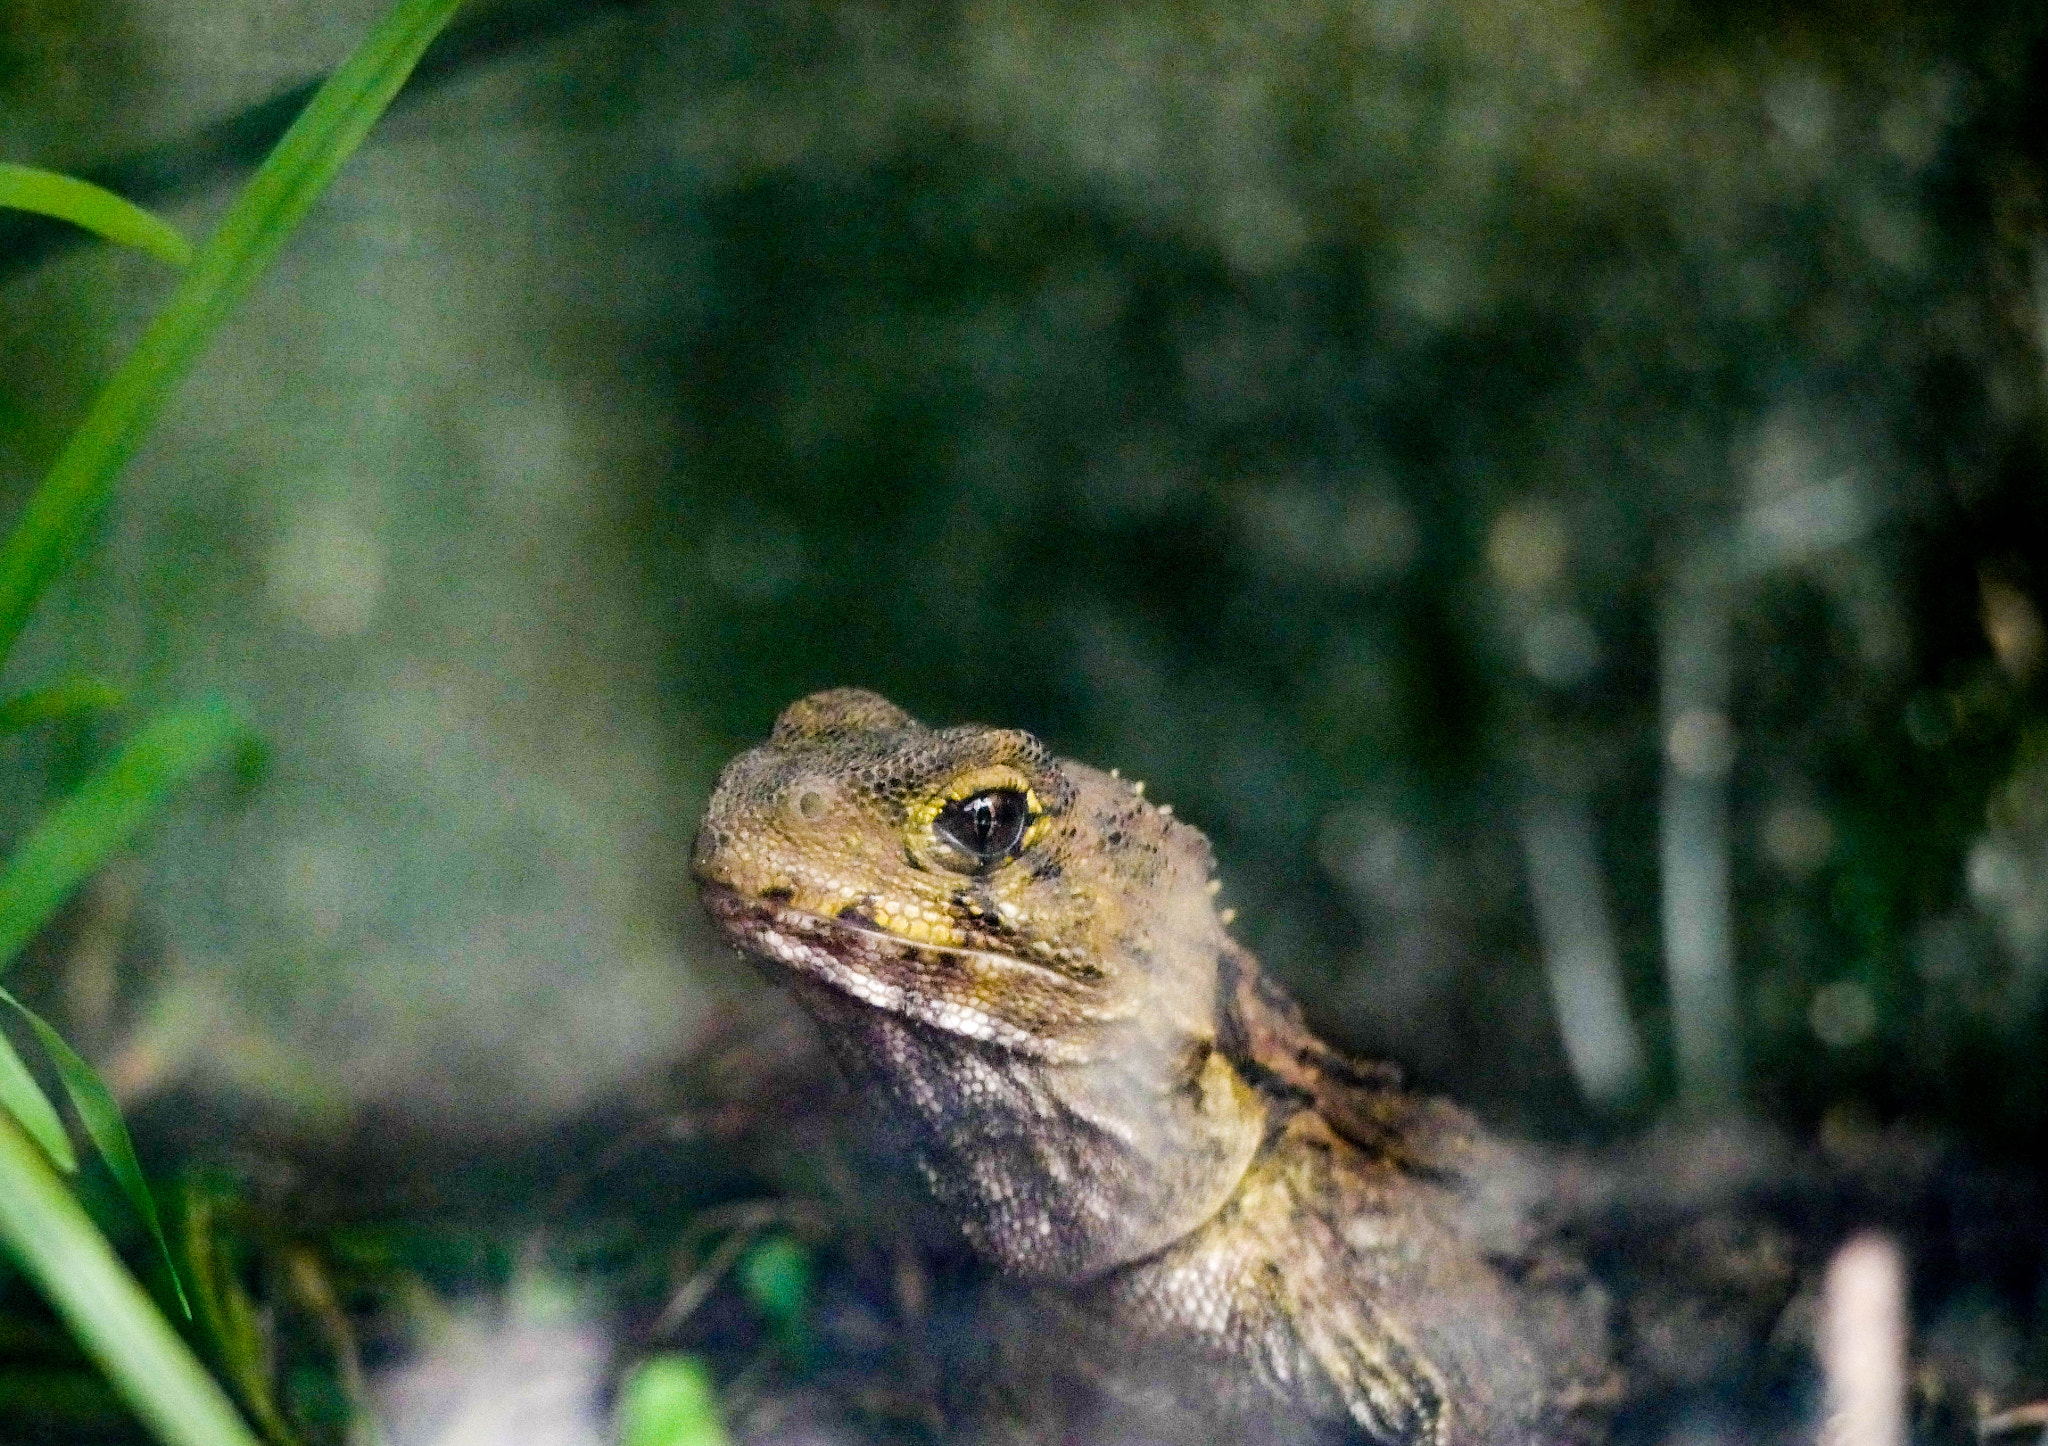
693, 690, 1618, 1444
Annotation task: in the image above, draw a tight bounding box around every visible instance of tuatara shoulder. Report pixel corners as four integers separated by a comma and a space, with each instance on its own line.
692, 689, 1619, 1445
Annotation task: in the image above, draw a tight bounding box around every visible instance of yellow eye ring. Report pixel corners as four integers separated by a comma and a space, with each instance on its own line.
909, 766, 1051, 867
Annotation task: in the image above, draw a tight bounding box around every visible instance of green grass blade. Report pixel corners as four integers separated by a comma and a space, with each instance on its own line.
0, 0, 464, 673
0, 696, 247, 973
180, 1187, 302, 1446
0, 164, 194, 267
0, 987, 188, 1315
0, 678, 123, 732
0, 1023, 76, 1172
0, 1109, 261, 1446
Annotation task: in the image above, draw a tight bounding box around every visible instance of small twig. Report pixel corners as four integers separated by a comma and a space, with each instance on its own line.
647, 1198, 831, 1340
280, 1246, 386, 1446
680, 1198, 829, 1248
649, 1229, 757, 1339
1979, 1402, 2048, 1439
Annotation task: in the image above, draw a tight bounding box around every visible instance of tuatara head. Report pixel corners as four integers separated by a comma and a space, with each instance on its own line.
693, 688, 1268, 1279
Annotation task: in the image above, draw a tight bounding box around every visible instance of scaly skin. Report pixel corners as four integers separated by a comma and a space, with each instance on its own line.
692, 689, 1618, 1444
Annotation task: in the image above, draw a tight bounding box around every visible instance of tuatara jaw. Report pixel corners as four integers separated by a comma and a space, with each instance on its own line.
698, 881, 1116, 1059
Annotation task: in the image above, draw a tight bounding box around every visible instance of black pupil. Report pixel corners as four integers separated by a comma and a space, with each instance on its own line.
936, 789, 1029, 864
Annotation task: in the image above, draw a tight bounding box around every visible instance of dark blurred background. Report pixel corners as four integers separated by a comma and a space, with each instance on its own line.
3, 0, 2047, 1436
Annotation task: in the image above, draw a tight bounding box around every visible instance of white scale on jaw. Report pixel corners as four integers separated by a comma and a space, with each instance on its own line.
739, 902, 1114, 1061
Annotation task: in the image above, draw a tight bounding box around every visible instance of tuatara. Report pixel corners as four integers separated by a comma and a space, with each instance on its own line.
692, 688, 1637, 1444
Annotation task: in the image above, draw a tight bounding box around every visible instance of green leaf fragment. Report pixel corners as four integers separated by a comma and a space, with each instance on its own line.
0, 988, 188, 1315
0, 1023, 75, 1172
0, 164, 195, 267
738, 1236, 812, 1330
0, 695, 248, 974
615, 1354, 729, 1446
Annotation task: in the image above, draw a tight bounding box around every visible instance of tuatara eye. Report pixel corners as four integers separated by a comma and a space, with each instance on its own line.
934, 789, 1031, 868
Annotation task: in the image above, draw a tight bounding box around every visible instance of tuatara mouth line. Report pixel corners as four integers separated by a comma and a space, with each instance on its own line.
698, 882, 1120, 1058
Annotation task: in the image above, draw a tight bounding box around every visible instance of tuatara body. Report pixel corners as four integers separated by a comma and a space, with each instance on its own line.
693, 688, 1630, 1445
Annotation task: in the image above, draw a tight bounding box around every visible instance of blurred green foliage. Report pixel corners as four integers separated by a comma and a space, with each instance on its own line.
739, 1236, 814, 1363
616, 1354, 730, 1446
0, 0, 465, 1441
